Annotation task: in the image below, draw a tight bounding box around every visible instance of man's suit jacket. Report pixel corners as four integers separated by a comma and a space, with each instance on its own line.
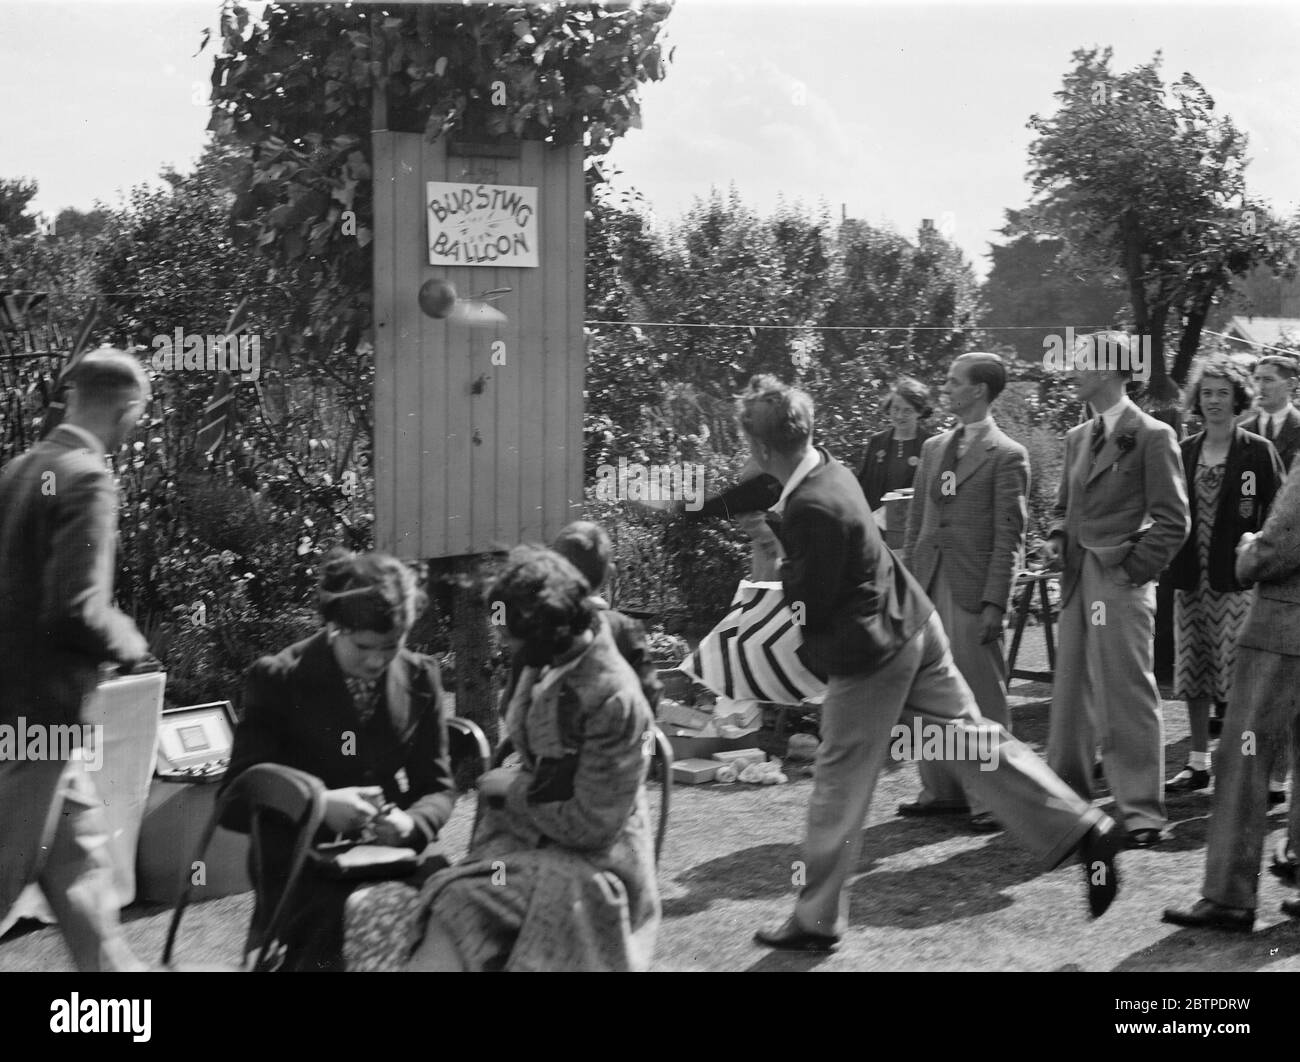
1167, 428, 1284, 593
777, 447, 933, 677
1050, 402, 1190, 604
1238, 406, 1300, 475
1235, 463, 1300, 658
0, 425, 148, 727
222, 630, 456, 848
902, 420, 1029, 614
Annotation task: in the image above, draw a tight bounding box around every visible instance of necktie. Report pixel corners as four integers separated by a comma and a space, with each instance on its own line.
1265, 416, 1276, 442
1089, 417, 1106, 460
942, 425, 964, 472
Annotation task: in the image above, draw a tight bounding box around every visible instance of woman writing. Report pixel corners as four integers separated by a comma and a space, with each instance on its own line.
221, 549, 456, 970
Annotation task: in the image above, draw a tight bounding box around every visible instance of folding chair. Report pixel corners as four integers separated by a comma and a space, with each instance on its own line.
161, 763, 325, 972
491, 724, 673, 865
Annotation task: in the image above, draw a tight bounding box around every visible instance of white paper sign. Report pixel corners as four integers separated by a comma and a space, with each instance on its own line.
426, 181, 539, 268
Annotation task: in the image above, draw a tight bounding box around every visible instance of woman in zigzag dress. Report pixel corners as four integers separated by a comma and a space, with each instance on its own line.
1166, 357, 1284, 795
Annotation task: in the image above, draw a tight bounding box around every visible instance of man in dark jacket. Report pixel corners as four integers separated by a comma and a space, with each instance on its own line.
738, 375, 1124, 952
0, 348, 152, 971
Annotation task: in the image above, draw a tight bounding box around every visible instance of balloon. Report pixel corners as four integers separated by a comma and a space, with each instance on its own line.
418, 278, 458, 319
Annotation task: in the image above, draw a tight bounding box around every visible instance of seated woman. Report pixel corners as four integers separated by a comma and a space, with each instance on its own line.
344, 545, 660, 972
221, 549, 455, 971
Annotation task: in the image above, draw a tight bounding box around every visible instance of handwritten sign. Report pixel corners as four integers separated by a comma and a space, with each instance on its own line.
426, 182, 539, 268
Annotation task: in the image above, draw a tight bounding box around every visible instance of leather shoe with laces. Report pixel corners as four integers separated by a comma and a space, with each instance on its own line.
754, 918, 840, 953
1078, 819, 1123, 918
1162, 899, 1254, 933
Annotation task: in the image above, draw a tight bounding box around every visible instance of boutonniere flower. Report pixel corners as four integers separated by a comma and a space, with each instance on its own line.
876, 450, 885, 463
1115, 432, 1137, 454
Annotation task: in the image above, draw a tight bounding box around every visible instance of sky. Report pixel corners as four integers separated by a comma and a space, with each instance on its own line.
1, 0, 1297, 277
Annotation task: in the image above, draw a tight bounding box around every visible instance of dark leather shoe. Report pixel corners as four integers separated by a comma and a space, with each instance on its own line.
1165, 767, 1210, 793
897, 800, 970, 817
1078, 819, 1123, 918
1162, 899, 1254, 933
1127, 828, 1164, 848
968, 812, 1002, 832
1268, 839, 1297, 884
754, 919, 840, 953
1282, 897, 1300, 919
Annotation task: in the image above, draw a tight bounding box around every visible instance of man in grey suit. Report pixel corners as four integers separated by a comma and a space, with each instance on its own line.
1044, 332, 1190, 848
901, 352, 1027, 831
0, 348, 152, 970
1163, 464, 1300, 931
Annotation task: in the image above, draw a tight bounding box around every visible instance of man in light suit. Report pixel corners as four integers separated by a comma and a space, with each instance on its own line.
1163, 463, 1300, 931
901, 353, 1026, 831
1044, 332, 1190, 848
0, 349, 152, 971
739, 375, 1124, 953
1241, 355, 1300, 475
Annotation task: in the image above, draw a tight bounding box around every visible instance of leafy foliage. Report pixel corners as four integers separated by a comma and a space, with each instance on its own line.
1021, 47, 1298, 387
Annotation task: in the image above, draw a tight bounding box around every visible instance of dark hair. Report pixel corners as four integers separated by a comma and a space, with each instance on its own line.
1074, 330, 1142, 380
552, 520, 612, 594
953, 353, 1006, 403
488, 545, 596, 666
736, 374, 814, 455
66, 347, 150, 407
1184, 355, 1254, 418
887, 376, 933, 419
1255, 354, 1300, 381
318, 549, 426, 634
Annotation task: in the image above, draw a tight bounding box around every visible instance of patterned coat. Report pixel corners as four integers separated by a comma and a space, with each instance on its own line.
345, 622, 659, 971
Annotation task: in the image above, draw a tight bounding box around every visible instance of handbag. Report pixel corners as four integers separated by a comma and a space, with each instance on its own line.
309, 839, 419, 882
679, 580, 827, 705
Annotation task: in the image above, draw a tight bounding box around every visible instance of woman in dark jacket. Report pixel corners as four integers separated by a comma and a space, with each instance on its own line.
1166, 358, 1284, 794
222, 549, 455, 970
857, 376, 936, 509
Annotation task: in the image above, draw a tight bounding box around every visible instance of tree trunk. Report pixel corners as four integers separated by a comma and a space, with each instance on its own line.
436, 553, 499, 744
1174, 284, 1218, 386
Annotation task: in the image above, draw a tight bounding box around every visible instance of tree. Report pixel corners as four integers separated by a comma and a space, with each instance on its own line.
1022, 47, 1298, 388
206, 1, 674, 728
0, 178, 39, 236
982, 210, 1127, 362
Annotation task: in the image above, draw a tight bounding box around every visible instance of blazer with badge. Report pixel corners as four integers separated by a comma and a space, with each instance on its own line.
222, 629, 456, 848
1239, 406, 1300, 474
1050, 402, 1190, 604
902, 421, 1029, 615
0, 425, 148, 727
776, 446, 933, 678
1167, 427, 1284, 593
857, 425, 935, 510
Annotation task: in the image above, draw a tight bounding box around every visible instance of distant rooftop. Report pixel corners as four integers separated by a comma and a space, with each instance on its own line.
1224, 316, 1300, 352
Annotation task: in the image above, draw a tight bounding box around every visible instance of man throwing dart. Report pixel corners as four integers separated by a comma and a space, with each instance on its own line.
736, 375, 1125, 952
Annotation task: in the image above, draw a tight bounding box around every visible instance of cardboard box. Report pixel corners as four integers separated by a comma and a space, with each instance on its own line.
657, 700, 716, 732
712, 748, 767, 771
660, 729, 761, 761
671, 758, 720, 785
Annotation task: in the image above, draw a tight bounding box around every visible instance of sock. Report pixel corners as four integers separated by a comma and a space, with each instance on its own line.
1188, 752, 1211, 772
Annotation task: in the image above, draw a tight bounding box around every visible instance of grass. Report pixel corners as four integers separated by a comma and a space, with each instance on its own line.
3, 629, 1299, 972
